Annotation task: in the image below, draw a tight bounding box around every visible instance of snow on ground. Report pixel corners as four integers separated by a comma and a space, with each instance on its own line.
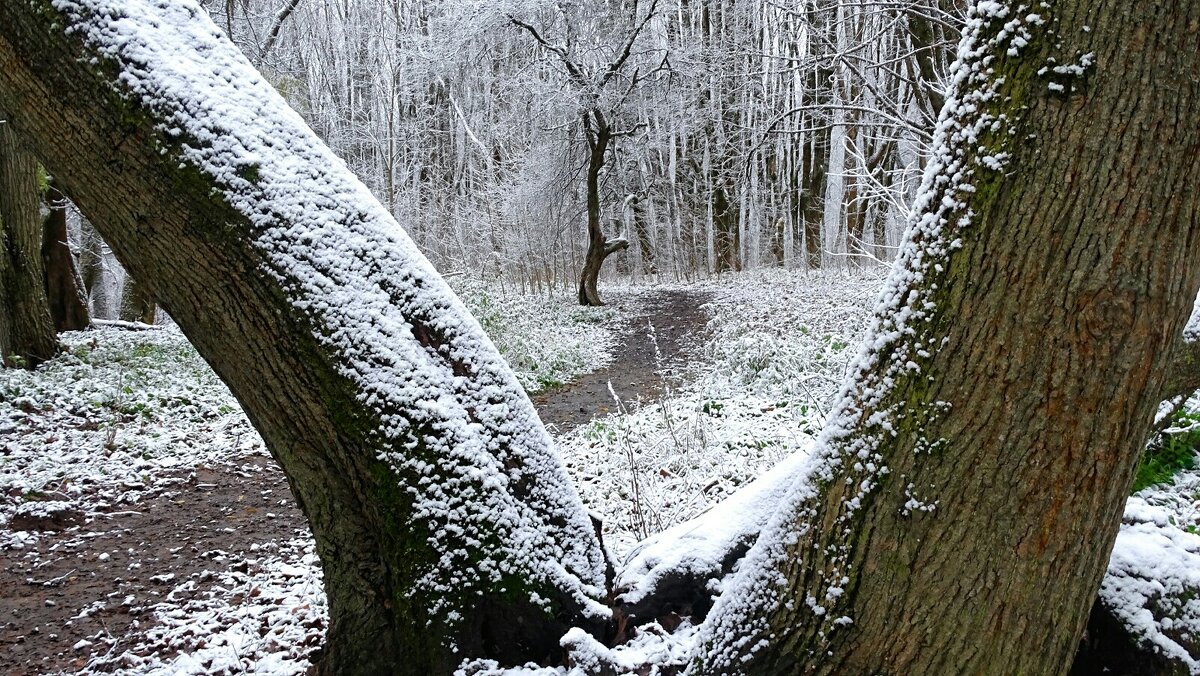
559, 270, 881, 559
0, 326, 266, 550
4, 270, 1200, 674
1103, 394, 1200, 673
451, 277, 622, 393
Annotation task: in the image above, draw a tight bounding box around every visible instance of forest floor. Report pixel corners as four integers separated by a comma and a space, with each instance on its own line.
532, 289, 711, 431
3, 271, 1198, 675
0, 287, 712, 675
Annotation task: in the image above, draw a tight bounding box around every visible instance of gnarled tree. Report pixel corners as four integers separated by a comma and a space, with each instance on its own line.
0, 1, 608, 673
510, 1, 665, 305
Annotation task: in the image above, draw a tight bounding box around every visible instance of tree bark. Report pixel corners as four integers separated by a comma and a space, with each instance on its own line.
118, 271, 155, 325
0, 3, 608, 673
0, 119, 58, 367
696, 1, 1200, 673
42, 183, 90, 332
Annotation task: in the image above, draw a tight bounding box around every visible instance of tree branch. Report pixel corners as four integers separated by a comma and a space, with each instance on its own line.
603, 237, 629, 258
509, 15, 588, 86
598, 0, 660, 90
257, 0, 301, 65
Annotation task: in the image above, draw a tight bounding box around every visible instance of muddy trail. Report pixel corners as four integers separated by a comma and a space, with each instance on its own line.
0, 288, 712, 675
532, 289, 712, 431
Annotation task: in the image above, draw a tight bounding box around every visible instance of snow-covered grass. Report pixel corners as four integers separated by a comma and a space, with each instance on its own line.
1104, 397, 1200, 673
560, 270, 881, 558
0, 327, 265, 546
450, 277, 619, 393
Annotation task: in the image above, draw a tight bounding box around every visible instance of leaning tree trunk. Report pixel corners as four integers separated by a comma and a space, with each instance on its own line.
42, 183, 90, 332
118, 271, 155, 325
696, 2, 1200, 674
0, 119, 58, 367
0, 2, 609, 674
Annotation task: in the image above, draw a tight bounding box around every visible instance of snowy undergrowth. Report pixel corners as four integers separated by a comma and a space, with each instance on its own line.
0, 327, 265, 548
1104, 395, 1200, 673
560, 269, 881, 559
450, 277, 619, 393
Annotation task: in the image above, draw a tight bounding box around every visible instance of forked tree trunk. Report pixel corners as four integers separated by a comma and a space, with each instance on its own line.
696, 1, 1200, 673
0, 120, 58, 367
0, 3, 608, 673
42, 183, 90, 332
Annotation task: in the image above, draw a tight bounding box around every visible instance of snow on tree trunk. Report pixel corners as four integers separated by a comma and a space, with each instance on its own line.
0, 2, 608, 673
0, 119, 58, 367
694, 1, 1200, 673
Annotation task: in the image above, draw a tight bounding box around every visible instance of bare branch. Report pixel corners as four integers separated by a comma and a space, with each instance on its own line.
257, 0, 301, 65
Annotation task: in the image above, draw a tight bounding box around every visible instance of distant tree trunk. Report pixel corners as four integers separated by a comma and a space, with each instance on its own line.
0, 120, 57, 367
799, 128, 827, 269
77, 219, 113, 319
628, 194, 656, 275
118, 272, 155, 324
0, 3, 608, 674
711, 184, 740, 273
696, 1, 1200, 673
41, 183, 90, 332
578, 114, 628, 306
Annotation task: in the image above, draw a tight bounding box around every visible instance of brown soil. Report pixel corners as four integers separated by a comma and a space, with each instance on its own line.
0, 288, 710, 675
0, 458, 308, 674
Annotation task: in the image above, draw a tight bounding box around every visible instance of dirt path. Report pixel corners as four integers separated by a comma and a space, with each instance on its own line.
0, 289, 711, 674
532, 289, 712, 431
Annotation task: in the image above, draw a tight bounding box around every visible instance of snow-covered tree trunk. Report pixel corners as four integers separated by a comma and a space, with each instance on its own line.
695, 1, 1200, 673
0, 119, 58, 367
0, 2, 608, 673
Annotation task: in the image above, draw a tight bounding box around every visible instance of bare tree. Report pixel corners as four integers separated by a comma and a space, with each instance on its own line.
510, 0, 668, 305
